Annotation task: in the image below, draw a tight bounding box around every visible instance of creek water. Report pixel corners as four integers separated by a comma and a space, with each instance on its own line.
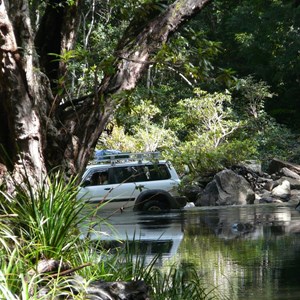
180, 204, 300, 300
83, 203, 300, 300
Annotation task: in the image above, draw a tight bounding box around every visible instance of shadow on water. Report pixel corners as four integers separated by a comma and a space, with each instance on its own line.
80, 204, 300, 299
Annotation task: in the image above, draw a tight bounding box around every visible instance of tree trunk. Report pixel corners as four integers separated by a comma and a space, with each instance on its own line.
0, 0, 212, 186
35, 0, 82, 91
0, 0, 50, 186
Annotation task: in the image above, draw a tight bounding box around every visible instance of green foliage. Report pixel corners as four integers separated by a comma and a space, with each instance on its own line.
170, 139, 257, 177
247, 116, 298, 165
155, 27, 230, 87
111, 240, 158, 282
71, 239, 219, 300
30, 0, 299, 174
150, 265, 219, 300
100, 125, 137, 152
101, 76, 296, 177
0, 248, 39, 299
99, 98, 178, 152
167, 76, 298, 177
230, 76, 298, 166
163, 88, 253, 177
99, 122, 178, 153
165, 26, 237, 89
0, 248, 85, 299
202, 0, 300, 129
175, 89, 238, 147
0, 173, 86, 259
0, 215, 18, 255
47, 1, 130, 99
233, 75, 273, 119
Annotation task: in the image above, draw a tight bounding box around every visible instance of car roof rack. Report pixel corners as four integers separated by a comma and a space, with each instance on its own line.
89, 151, 161, 165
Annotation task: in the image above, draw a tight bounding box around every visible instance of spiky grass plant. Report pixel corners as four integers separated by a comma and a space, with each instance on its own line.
149, 265, 222, 300
0, 269, 19, 300
116, 239, 159, 281
0, 172, 87, 259
0, 234, 22, 299
0, 172, 94, 299
0, 214, 19, 254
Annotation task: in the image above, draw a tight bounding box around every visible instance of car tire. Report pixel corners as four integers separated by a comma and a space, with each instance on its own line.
143, 200, 168, 212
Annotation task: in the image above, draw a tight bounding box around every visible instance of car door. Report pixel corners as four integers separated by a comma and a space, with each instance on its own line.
78, 166, 137, 211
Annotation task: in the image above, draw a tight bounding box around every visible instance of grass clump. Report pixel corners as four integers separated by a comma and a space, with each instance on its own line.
150, 265, 221, 300
0, 173, 85, 259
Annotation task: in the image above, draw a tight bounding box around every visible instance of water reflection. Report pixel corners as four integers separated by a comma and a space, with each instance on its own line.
80, 210, 184, 265
181, 204, 300, 300
80, 204, 300, 299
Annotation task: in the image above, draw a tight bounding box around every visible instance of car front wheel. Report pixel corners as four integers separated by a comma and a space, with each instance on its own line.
143, 200, 168, 212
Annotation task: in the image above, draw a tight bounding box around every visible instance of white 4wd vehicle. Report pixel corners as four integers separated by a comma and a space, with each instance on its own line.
78, 153, 186, 212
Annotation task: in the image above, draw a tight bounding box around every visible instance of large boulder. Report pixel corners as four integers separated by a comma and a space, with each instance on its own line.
196, 169, 255, 206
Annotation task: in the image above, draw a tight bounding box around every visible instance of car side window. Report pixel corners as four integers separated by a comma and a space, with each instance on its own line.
113, 167, 135, 184
111, 164, 171, 184
147, 164, 171, 180
89, 172, 100, 185
88, 170, 110, 186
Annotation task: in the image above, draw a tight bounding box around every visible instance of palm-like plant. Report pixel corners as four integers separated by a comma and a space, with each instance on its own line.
0, 172, 86, 259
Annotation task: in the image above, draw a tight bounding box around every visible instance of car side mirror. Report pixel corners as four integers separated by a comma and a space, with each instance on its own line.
81, 180, 91, 187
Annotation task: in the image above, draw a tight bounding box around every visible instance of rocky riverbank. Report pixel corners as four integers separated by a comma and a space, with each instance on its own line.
182, 158, 300, 208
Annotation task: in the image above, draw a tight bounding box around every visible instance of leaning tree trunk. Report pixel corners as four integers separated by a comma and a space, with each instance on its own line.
56, 0, 212, 176
0, 0, 212, 187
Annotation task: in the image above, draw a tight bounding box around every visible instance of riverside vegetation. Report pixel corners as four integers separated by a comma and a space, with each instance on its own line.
0, 173, 222, 300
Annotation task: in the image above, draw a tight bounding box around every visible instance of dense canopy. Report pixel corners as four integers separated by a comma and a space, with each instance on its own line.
0, 0, 299, 186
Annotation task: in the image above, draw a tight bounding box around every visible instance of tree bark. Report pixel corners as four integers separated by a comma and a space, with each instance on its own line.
0, 0, 49, 185
0, 0, 212, 186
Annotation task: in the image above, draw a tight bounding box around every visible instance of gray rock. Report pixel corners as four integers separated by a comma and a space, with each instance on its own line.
196, 169, 255, 206
181, 184, 203, 202
239, 160, 262, 174
289, 190, 300, 203
281, 167, 300, 179
268, 158, 300, 175
87, 280, 150, 300
263, 181, 278, 191
196, 180, 219, 206
271, 180, 290, 200
259, 197, 279, 204
278, 177, 300, 189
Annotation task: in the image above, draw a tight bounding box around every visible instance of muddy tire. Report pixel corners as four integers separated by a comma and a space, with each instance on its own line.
143, 200, 168, 212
